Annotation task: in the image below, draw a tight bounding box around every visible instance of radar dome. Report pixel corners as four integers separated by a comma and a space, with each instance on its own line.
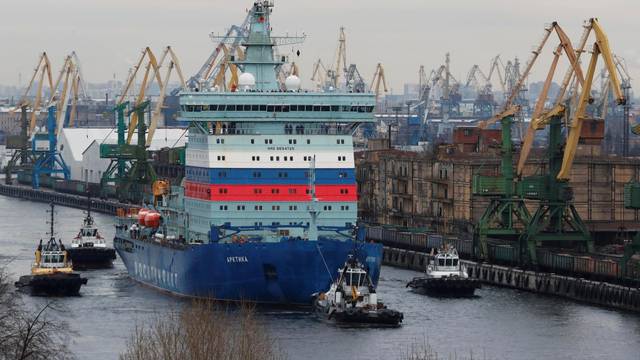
238, 72, 256, 90
285, 75, 301, 91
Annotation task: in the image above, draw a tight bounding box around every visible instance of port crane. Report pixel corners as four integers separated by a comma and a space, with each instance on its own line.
100, 46, 186, 203
514, 18, 624, 264
370, 63, 388, 103
472, 21, 587, 262
465, 63, 496, 117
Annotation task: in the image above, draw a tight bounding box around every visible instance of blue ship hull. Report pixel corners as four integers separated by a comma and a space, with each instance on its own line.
114, 237, 382, 305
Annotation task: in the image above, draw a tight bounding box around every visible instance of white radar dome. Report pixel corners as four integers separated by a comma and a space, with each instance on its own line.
238, 72, 256, 90
285, 75, 301, 91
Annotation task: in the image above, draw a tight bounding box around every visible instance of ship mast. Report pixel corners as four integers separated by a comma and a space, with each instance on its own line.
308, 156, 319, 241
48, 202, 55, 240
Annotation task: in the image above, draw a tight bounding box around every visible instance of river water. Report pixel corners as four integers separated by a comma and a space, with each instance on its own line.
1, 195, 639, 360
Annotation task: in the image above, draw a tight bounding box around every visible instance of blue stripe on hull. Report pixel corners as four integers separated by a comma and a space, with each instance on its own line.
185, 166, 355, 185
115, 238, 382, 305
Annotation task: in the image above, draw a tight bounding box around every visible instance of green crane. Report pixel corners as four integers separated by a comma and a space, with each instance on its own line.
517, 107, 592, 265
99, 101, 157, 203
622, 183, 640, 278
472, 106, 531, 261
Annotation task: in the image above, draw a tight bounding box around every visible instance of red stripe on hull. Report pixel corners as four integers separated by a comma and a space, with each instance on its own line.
184, 181, 357, 202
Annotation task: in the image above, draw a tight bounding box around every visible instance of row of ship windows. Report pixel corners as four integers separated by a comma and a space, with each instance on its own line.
217, 205, 351, 211
197, 154, 351, 163
182, 104, 374, 113
216, 188, 350, 194
211, 171, 350, 178
213, 138, 346, 145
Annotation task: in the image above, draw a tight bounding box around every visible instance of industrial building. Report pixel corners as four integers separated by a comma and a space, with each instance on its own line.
57, 127, 186, 183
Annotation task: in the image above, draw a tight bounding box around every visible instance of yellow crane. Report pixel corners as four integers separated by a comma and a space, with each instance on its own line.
370, 63, 388, 103
14, 52, 54, 135
117, 46, 186, 145
557, 18, 625, 180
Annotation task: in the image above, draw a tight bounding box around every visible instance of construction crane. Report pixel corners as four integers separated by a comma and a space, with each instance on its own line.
186, 11, 252, 90
100, 46, 186, 203
472, 21, 587, 263
333, 26, 347, 88
48, 52, 90, 131
13, 52, 54, 135
4, 52, 55, 185
370, 63, 388, 103
486, 55, 507, 95
310, 58, 328, 89
465, 63, 495, 117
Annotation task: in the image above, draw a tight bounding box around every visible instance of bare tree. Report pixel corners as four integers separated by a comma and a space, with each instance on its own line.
120, 301, 286, 360
0, 265, 73, 360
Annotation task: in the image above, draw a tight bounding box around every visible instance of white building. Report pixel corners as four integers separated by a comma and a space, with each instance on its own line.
57, 128, 186, 183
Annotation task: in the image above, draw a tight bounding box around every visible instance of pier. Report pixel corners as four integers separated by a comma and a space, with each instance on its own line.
0, 183, 128, 215
383, 246, 640, 312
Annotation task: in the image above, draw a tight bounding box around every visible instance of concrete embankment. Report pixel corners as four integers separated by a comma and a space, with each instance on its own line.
383, 246, 640, 313
0, 183, 129, 215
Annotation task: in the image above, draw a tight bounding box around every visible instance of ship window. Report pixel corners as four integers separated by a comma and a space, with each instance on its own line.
251, 139, 255, 144
260, 105, 267, 111
283, 157, 287, 162
446, 258, 453, 267
453, 259, 458, 266
290, 105, 298, 111
267, 105, 275, 112
288, 189, 296, 194
186, 105, 194, 112
438, 258, 445, 266
312, 105, 320, 112
331, 105, 339, 111
321, 105, 330, 112
255, 205, 263, 210
341, 105, 350, 111
270, 156, 274, 161
253, 188, 262, 194
244, 105, 251, 111
217, 105, 226, 111
305, 105, 313, 111
276, 156, 280, 161
273, 105, 281, 112
367, 106, 374, 112
282, 105, 290, 112
193, 105, 202, 112
307, 139, 311, 144
251, 105, 259, 111
227, 105, 236, 111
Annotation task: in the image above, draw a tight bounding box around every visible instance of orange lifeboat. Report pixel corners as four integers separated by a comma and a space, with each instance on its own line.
144, 211, 161, 228
138, 209, 150, 225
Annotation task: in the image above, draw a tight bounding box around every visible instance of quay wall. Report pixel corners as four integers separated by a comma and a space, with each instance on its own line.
383, 246, 640, 313
0, 183, 129, 215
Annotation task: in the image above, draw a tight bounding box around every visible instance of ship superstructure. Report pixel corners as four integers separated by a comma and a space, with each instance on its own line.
113, 1, 382, 304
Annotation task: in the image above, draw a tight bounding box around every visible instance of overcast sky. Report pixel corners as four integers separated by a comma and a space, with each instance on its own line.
1, 0, 638, 94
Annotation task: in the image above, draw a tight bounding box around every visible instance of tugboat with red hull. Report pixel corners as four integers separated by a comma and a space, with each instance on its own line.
67, 197, 116, 269
15, 203, 88, 296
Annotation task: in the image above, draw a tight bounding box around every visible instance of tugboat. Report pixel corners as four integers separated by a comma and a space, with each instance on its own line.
314, 255, 403, 327
15, 203, 88, 296
407, 245, 480, 297
67, 196, 116, 269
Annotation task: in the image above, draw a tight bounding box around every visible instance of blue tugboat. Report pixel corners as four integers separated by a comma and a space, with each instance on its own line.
113, 0, 382, 305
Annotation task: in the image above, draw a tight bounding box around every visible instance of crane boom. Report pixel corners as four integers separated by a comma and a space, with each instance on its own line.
557, 18, 625, 181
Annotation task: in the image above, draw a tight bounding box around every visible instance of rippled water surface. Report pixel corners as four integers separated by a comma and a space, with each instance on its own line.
1, 196, 639, 359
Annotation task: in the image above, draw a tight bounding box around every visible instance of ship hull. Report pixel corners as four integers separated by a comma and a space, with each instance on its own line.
115, 237, 383, 305
68, 247, 117, 269
15, 273, 88, 296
